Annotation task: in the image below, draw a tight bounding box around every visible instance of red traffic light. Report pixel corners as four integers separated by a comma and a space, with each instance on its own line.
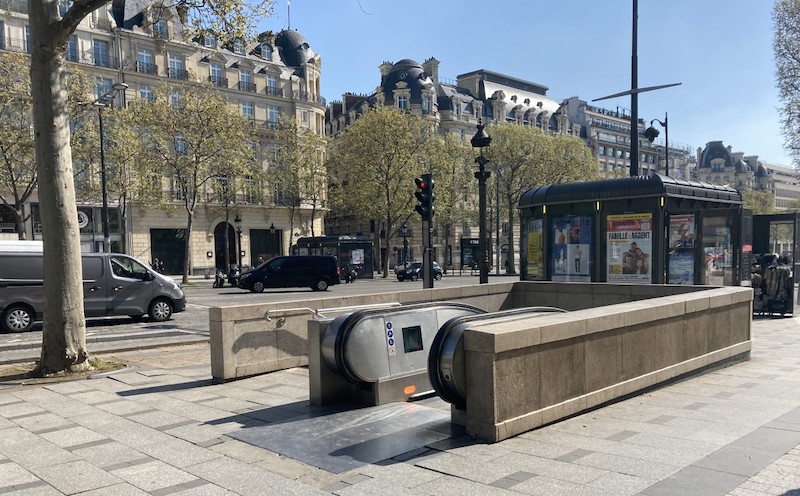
415, 177, 427, 190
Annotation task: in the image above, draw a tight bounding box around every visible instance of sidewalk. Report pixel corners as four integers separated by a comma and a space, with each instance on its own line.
0, 316, 799, 495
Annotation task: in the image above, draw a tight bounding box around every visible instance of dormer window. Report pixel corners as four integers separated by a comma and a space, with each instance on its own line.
152, 11, 167, 39
397, 95, 408, 110
203, 35, 216, 48
233, 39, 245, 55
261, 43, 272, 60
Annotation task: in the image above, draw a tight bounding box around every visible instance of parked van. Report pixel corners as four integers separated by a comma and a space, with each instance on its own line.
0, 252, 186, 333
238, 255, 340, 292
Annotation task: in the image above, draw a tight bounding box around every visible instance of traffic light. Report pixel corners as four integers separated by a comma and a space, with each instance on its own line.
414, 174, 434, 220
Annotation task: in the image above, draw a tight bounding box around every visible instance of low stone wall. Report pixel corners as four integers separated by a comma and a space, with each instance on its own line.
209, 282, 516, 382
462, 285, 752, 442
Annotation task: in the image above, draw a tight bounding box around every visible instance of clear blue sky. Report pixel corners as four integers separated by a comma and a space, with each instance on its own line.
260, 0, 791, 167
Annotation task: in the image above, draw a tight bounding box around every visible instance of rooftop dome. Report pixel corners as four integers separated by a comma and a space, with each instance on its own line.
699, 141, 734, 169
734, 159, 751, 174
380, 59, 433, 105
756, 164, 770, 177
275, 29, 315, 68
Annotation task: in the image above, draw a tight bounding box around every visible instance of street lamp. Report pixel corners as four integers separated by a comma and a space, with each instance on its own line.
234, 214, 243, 271
644, 113, 668, 176
93, 82, 128, 253
471, 119, 492, 284
400, 221, 409, 266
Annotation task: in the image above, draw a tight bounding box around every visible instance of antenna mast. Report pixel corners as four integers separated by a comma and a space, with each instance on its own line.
288, 0, 291, 29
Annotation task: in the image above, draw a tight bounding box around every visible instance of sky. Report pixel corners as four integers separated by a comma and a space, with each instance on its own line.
259, 0, 792, 167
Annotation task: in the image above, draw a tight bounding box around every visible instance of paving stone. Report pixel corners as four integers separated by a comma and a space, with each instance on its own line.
640, 465, 746, 496
31, 459, 123, 494
70, 441, 149, 469
39, 425, 109, 449
112, 460, 199, 492
186, 457, 330, 495
0, 462, 39, 487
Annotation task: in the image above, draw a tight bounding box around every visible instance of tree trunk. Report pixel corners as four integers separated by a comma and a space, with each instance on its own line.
15, 206, 26, 240
29, 0, 89, 375
506, 195, 517, 275
183, 210, 193, 284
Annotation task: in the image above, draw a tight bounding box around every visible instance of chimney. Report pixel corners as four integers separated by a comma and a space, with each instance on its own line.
422, 57, 440, 83
379, 61, 393, 84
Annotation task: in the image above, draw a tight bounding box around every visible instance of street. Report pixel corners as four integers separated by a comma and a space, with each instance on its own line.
0, 271, 496, 364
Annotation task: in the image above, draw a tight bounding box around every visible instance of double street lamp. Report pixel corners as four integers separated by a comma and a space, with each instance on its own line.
644, 112, 668, 176
90, 82, 128, 253
471, 120, 492, 284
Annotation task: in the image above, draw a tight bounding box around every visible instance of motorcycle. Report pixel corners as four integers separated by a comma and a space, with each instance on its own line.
227, 264, 240, 287
212, 268, 226, 288
344, 264, 359, 283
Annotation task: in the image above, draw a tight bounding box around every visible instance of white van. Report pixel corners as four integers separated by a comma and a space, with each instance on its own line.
0, 252, 186, 333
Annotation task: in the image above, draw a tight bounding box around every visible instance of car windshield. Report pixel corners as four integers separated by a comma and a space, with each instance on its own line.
409, 263, 422, 269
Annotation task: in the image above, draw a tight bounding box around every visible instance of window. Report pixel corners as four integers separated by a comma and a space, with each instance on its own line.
266, 75, 279, 96
93, 39, 110, 67
242, 101, 254, 120
57, 0, 70, 15
152, 12, 167, 39
136, 48, 155, 74
25, 26, 31, 54
268, 105, 280, 126
111, 256, 148, 280
66, 35, 78, 62
203, 35, 216, 48
139, 84, 154, 102
210, 63, 226, 87
598, 146, 605, 156
0, 22, 4, 50
168, 55, 187, 80
397, 95, 408, 110
95, 77, 112, 98
233, 39, 245, 55
422, 96, 431, 114
170, 91, 180, 107
239, 69, 253, 91
174, 136, 187, 154
261, 43, 272, 60
301, 110, 309, 125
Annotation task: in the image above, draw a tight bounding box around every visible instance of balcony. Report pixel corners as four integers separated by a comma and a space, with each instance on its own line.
0, 37, 26, 53
265, 86, 282, 97
0, 0, 27, 14
136, 61, 158, 75
292, 90, 326, 106
208, 75, 228, 88
238, 81, 257, 92
93, 53, 116, 68
168, 68, 189, 80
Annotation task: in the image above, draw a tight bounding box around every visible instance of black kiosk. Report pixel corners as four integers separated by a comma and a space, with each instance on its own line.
293, 235, 375, 279
518, 175, 744, 286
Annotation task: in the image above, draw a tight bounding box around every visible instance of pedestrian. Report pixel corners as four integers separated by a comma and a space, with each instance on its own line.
575, 246, 582, 272
152, 257, 159, 271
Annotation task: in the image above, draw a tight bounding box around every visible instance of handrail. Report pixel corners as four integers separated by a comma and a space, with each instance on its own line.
264, 302, 401, 322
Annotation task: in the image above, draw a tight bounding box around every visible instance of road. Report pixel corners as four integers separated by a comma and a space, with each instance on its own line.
0, 271, 497, 364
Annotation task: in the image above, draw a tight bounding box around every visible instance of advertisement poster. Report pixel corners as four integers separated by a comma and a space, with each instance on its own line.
527, 219, 543, 279
669, 214, 696, 249
352, 249, 364, 265
606, 213, 652, 282
668, 251, 694, 284
552, 215, 591, 282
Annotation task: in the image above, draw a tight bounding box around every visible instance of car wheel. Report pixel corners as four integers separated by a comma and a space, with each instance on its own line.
251, 280, 265, 293
313, 279, 329, 291
1, 304, 34, 333
148, 298, 173, 322
435, 272, 442, 281
410, 274, 418, 281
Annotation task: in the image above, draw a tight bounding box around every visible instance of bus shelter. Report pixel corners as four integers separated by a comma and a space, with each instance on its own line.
518, 175, 744, 286
293, 235, 374, 279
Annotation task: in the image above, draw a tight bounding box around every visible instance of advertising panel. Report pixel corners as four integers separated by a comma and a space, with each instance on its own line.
552, 215, 591, 282
606, 213, 652, 283
669, 214, 696, 248
527, 218, 543, 279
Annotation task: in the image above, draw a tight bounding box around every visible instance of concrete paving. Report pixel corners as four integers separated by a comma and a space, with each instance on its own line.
0, 314, 799, 495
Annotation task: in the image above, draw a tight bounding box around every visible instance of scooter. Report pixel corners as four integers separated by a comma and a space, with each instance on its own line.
345, 264, 358, 283
212, 268, 226, 288
227, 264, 240, 287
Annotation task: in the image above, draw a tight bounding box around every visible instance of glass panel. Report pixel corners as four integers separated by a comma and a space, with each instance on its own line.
701, 216, 732, 286
552, 215, 592, 282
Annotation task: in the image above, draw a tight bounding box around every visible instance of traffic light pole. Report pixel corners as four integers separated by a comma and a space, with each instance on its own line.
414, 173, 435, 289
422, 219, 433, 289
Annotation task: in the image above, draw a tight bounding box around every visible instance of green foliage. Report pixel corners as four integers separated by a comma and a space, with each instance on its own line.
128, 82, 255, 281
327, 106, 436, 275
271, 116, 328, 236
774, 0, 800, 169
742, 190, 777, 214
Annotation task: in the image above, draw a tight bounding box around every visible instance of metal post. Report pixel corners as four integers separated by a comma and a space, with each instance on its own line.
664, 112, 669, 177
495, 173, 500, 274
98, 105, 110, 253
630, 0, 639, 177
475, 153, 491, 284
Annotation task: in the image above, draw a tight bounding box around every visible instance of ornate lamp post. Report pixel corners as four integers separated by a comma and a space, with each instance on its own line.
400, 221, 409, 266
644, 113, 669, 176
471, 120, 492, 284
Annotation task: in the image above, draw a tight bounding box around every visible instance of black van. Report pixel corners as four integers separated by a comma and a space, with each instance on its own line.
238, 256, 340, 292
